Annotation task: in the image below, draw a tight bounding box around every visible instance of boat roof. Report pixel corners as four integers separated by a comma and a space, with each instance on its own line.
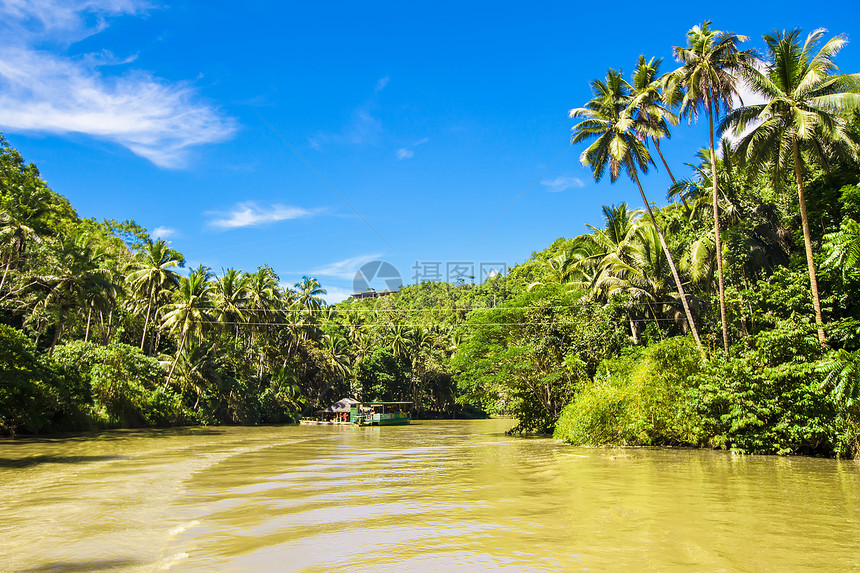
356, 401, 413, 406
321, 397, 361, 413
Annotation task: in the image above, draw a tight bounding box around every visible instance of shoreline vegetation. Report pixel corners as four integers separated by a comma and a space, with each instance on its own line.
3, 22, 860, 457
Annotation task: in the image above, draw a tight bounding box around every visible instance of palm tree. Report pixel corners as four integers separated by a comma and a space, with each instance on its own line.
570, 68, 703, 349
722, 28, 860, 345
246, 265, 281, 348
162, 268, 213, 384
0, 187, 51, 294
295, 276, 327, 311
127, 239, 181, 352
599, 222, 677, 333
672, 20, 754, 352
212, 268, 249, 341
24, 232, 115, 354
587, 204, 642, 266
629, 56, 689, 211
171, 339, 214, 410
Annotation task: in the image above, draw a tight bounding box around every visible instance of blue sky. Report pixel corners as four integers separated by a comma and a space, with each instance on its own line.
2, 1, 859, 302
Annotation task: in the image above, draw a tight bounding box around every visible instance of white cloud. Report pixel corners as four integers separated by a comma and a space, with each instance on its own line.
151, 225, 175, 239
722, 59, 770, 151
206, 202, 319, 230
540, 175, 586, 192
0, 0, 149, 41
396, 137, 428, 161
0, 1, 236, 168
321, 285, 354, 305
375, 76, 389, 92
310, 253, 384, 280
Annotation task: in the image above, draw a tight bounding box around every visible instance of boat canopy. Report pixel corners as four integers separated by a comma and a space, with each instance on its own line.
321, 398, 360, 413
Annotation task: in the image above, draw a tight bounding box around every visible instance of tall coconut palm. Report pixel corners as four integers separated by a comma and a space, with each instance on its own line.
25, 232, 115, 354
671, 20, 754, 352
127, 239, 181, 352
212, 268, 249, 341
162, 269, 213, 384
587, 203, 643, 266
629, 56, 689, 211
295, 275, 327, 312
570, 68, 703, 349
246, 265, 280, 348
722, 28, 860, 345
599, 223, 677, 333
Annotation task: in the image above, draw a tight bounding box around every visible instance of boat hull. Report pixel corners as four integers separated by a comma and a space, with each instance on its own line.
357, 417, 410, 426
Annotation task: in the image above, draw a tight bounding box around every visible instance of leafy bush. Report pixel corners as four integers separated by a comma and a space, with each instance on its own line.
691, 320, 834, 455
554, 336, 704, 445
0, 325, 61, 435
53, 340, 189, 428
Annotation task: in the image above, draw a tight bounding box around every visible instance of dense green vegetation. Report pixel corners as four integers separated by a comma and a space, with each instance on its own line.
3, 22, 860, 457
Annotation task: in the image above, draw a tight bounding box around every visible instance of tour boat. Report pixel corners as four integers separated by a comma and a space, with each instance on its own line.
350, 401, 412, 426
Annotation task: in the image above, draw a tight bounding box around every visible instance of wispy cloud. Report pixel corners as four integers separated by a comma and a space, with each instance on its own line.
309, 253, 384, 280
540, 175, 586, 192
321, 285, 354, 304
308, 78, 390, 150
0, 0, 149, 41
206, 202, 320, 230
152, 225, 175, 239
396, 137, 428, 161
309, 106, 382, 149
0, 1, 236, 168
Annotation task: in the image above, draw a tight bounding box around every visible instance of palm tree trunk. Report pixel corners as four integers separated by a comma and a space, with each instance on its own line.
708, 96, 730, 353
84, 304, 92, 343
140, 289, 154, 351
165, 332, 187, 387
628, 313, 639, 344
49, 310, 63, 356
631, 168, 703, 351
793, 138, 827, 345
0, 255, 11, 293
652, 137, 690, 211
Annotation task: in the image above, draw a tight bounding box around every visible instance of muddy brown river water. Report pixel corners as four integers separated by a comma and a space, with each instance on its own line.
1, 419, 859, 571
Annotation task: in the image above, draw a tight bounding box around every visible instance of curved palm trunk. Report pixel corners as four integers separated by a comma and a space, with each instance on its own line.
793, 138, 827, 345
49, 315, 63, 357
165, 331, 187, 387
0, 256, 11, 293
628, 312, 639, 344
631, 169, 703, 351
708, 96, 730, 353
84, 304, 92, 343
652, 137, 690, 212
140, 287, 154, 351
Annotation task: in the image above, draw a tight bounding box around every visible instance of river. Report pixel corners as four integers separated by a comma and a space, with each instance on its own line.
1, 419, 859, 571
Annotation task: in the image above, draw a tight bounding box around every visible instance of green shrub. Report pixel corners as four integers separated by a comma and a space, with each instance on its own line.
554, 336, 704, 446
53, 340, 189, 429
691, 320, 834, 455
0, 325, 61, 435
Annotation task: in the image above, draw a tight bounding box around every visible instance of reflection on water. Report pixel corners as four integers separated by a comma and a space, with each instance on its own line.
2, 420, 859, 571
